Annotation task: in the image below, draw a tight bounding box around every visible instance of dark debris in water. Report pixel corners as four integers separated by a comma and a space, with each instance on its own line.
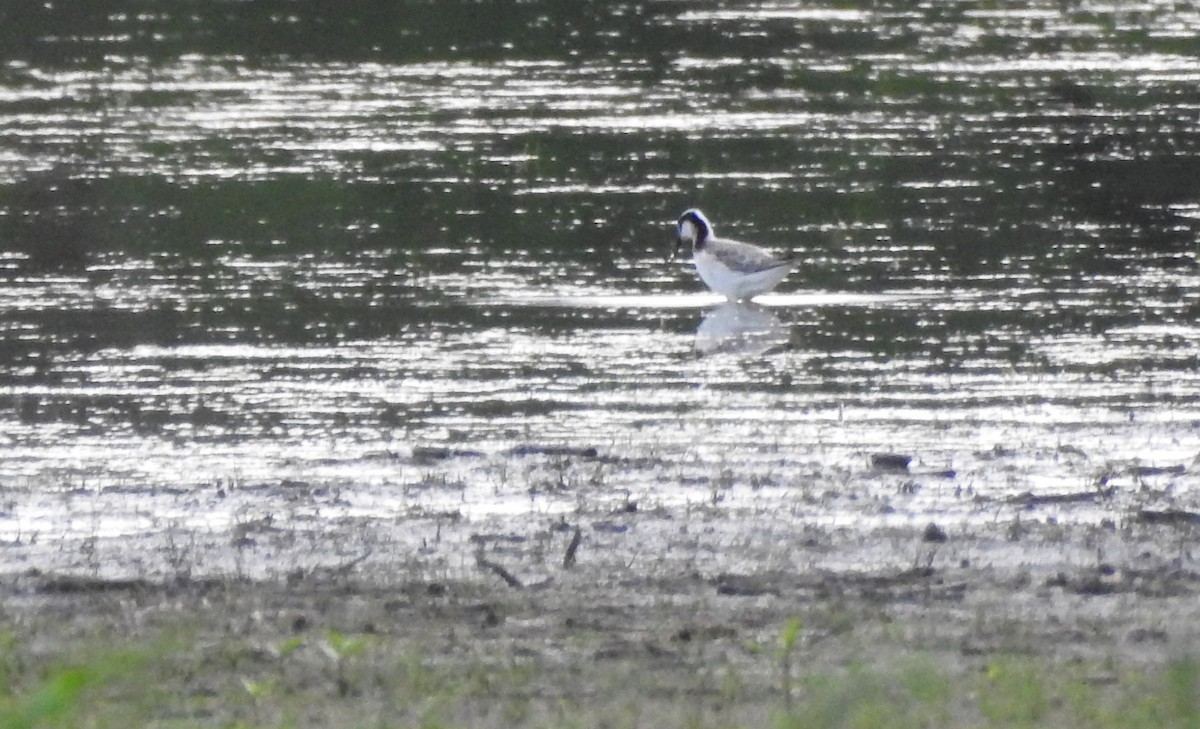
589, 521, 628, 534
713, 573, 779, 597
871, 453, 912, 473
412, 445, 486, 463
810, 567, 967, 605
671, 624, 738, 643
710, 566, 967, 604
1046, 566, 1200, 598
1008, 486, 1117, 509
923, 522, 949, 543
1130, 464, 1186, 478
36, 574, 154, 594
509, 445, 600, 459
468, 532, 527, 545
1136, 509, 1200, 527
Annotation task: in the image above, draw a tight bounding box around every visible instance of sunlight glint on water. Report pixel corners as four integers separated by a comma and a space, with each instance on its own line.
0, 1, 1199, 572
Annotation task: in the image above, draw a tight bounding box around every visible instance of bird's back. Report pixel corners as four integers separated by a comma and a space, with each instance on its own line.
705, 237, 795, 274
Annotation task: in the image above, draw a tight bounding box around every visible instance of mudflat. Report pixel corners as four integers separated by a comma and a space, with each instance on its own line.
4, 455, 1199, 727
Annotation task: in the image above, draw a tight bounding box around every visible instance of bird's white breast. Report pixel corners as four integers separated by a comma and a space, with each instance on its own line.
693, 249, 742, 299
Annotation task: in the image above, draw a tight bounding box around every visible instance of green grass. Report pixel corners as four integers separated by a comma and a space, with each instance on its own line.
772, 655, 1200, 729
2, 624, 1199, 729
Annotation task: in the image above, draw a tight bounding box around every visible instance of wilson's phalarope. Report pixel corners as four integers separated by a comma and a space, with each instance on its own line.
673, 209, 798, 301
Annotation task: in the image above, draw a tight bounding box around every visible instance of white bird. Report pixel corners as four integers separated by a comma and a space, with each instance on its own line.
673, 208, 798, 301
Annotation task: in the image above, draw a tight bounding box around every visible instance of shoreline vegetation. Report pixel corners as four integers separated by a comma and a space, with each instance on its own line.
4, 498, 1200, 728
4, 443, 1199, 728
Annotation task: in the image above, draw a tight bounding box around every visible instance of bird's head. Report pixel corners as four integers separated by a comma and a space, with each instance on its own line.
673, 208, 713, 258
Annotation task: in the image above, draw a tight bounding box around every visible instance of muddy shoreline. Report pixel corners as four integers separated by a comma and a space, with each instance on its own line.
4, 458, 1200, 724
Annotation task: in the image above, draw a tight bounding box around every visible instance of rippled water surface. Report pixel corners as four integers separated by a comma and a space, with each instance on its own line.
2, 1, 1200, 575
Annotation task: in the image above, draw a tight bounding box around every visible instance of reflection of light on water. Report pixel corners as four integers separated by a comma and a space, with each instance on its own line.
677, 8, 868, 23
474, 290, 933, 310
5, 6, 1200, 581
484, 291, 724, 309
694, 302, 790, 356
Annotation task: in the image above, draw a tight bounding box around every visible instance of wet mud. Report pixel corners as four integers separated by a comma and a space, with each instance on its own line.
3, 443, 1200, 724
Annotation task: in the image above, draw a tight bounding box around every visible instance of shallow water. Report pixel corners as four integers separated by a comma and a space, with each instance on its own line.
1, 1, 1199, 576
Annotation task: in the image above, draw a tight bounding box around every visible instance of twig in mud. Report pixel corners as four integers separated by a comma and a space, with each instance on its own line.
475, 551, 524, 589
623, 547, 640, 570
332, 549, 374, 576
563, 526, 582, 569
287, 549, 376, 585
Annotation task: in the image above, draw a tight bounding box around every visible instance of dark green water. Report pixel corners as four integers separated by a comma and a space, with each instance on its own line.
2, 1, 1199, 573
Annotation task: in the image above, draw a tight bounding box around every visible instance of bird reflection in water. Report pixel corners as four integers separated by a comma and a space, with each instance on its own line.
694, 301, 791, 356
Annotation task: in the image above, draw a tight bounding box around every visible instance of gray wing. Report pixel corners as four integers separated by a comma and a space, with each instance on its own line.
707, 237, 795, 273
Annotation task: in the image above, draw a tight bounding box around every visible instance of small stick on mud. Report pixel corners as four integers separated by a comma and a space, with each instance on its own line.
563, 526, 582, 569
332, 549, 374, 577
475, 551, 524, 589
